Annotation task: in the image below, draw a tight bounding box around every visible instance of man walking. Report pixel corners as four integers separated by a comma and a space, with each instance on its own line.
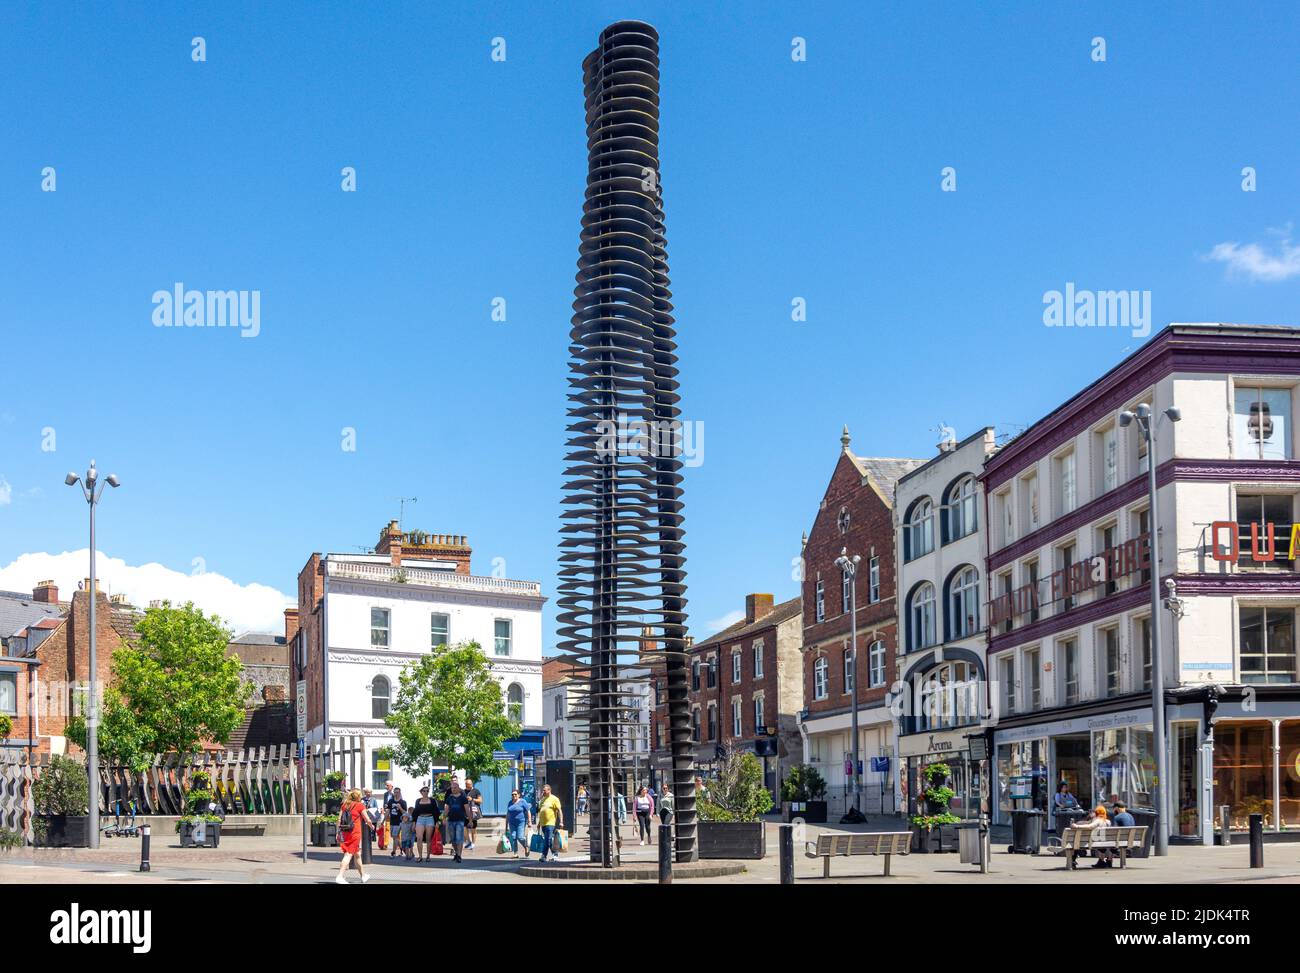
536, 783, 564, 863
385, 787, 407, 857
463, 777, 483, 851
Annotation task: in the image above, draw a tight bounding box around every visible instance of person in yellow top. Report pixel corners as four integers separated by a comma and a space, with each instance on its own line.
535, 783, 565, 862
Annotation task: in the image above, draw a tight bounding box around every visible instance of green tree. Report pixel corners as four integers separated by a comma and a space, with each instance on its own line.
381, 641, 518, 782
69, 601, 250, 767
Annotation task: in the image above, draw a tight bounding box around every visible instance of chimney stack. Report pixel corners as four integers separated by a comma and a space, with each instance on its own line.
32, 580, 58, 604
745, 593, 775, 624
284, 607, 300, 643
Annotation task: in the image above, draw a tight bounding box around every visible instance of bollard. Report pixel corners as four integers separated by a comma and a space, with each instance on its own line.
139, 824, 151, 873
1219, 806, 1232, 846
779, 824, 794, 885
1249, 813, 1264, 868
360, 818, 373, 865
658, 824, 672, 885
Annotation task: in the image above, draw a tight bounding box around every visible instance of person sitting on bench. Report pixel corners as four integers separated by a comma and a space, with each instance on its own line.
1069, 806, 1110, 869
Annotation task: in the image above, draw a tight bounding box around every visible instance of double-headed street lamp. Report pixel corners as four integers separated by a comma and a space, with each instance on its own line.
1118, 403, 1179, 857
835, 546, 865, 823
65, 460, 121, 850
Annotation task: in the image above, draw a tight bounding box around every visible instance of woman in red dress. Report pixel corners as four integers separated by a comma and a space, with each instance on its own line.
335, 788, 374, 884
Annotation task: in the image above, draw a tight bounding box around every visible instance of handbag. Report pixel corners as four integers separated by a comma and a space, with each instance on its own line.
553, 829, 569, 852
497, 834, 511, 854
431, 828, 444, 856
529, 832, 547, 853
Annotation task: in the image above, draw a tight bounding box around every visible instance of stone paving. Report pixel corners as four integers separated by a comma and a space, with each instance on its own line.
3, 817, 1298, 884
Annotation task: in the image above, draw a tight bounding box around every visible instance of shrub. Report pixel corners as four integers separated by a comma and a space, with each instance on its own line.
32, 755, 89, 816
0, 714, 13, 738
780, 764, 827, 803
0, 827, 23, 850
698, 745, 774, 823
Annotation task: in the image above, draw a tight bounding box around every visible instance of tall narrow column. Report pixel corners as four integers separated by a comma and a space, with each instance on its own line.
558, 20, 696, 866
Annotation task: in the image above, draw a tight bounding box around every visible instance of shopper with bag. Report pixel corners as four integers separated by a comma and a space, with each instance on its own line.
463, 777, 483, 851
503, 788, 533, 859
442, 780, 472, 864
335, 789, 375, 885
410, 785, 440, 863
633, 786, 655, 845
535, 783, 565, 862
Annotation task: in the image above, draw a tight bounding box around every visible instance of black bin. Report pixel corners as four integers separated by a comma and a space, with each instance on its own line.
1008, 809, 1044, 854
1054, 807, 1086, 834
1125, 808, 1157, 859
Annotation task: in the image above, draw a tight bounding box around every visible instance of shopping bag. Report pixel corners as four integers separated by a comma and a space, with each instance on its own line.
553, 829, 568, 852
377, 821, 388, 850
529, 832, 546, 853
431, 828, 444, 856
497, 834, 511, 855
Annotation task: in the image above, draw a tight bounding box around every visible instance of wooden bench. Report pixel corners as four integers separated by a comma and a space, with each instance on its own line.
1060, 826, 1147, 870
805, 831, 912, 878
218, 823, 266, 838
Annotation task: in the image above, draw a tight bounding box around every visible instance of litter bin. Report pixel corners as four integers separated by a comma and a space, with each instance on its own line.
1008, 809, 1044, 855
1054, 807, 1086, 834
957, 822, 984, 865
1126, 808, 1157, 858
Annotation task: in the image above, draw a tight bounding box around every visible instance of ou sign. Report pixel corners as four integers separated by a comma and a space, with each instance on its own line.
296, 680, 307, 735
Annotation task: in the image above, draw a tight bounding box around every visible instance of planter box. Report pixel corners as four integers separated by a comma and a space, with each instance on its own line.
698, 821, 767, 860
36, 814, 89, 848
781, 801, 827, 824
311, 822, 339, 847
179, 821, 222, 848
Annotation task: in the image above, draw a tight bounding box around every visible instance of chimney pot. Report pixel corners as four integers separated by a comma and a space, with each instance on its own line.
33, 580, 59, 604
745, 593, 775, 624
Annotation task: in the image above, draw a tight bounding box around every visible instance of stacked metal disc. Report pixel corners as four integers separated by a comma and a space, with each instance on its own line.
557, 20, 696, 866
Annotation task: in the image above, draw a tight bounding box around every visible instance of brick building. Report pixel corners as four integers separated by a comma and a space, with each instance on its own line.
685, 593, 802, 799
799, 427, 923, 817
226, 620, 298, 750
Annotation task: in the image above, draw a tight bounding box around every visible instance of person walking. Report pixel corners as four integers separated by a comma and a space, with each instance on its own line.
463, 777, 483, 851
616, 789, 628, 826
536, 783, 564, 863
442, 780, 472, 863
577, 784, 588, 816
505, 788, 533, 859
633, 786, 655, 845
385, 787, 407, 857
399, 809, 415, 860
410, 785, 440, 862
658, 783, 675, 827
335, 788, 375, 884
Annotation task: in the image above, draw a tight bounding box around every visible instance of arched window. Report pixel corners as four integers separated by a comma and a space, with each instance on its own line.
908, 582, 936, 651
906, 499, 935, 561
918, 661, 978, 730
507, 682, 524, 723
947, 566, 980, 640
371, 675, 390, 719
945, 475, 978, 542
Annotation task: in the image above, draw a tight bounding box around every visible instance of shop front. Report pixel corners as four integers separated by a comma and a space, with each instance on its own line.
994, 702, 1154, 832
899, 726, 983, 821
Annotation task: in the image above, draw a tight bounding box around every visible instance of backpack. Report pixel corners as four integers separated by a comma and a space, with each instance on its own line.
339, 802, 354, 832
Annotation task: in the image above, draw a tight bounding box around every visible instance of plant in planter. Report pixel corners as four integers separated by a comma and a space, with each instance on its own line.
322, 770, 347, 814
0, 713, 13, 739
0, 827, 24, 852
311, 814, 339, 847
32, 754, 90, 847
780, 764, 828, 822
910, 762, 960, 852
177, 769, 224, 848
698, 745, 774, 860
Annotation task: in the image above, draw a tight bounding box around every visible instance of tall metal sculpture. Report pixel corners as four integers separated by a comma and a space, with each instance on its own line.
557, 20, 696, 866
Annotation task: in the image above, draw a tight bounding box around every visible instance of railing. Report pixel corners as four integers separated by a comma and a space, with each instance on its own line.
0, 736, 367, 843
327, 560, 542, 596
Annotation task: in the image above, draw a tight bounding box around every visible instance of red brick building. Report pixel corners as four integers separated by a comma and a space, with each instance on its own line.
684, 593, 803, 798
799, 427, 923, 817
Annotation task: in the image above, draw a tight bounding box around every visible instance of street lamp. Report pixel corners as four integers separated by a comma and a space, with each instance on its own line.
65, 459, 121, 850
834, 546, 864, 823
1118, 403, 1179, 856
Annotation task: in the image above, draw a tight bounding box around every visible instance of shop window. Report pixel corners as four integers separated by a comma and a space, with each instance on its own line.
1239, 607, 1298, 683
1213, 721, 1275, 830
1280, 720, 1300, 830
1092, 726, 1154, 810
1235, 494, 1295, 568
1234, 386, 1292, 460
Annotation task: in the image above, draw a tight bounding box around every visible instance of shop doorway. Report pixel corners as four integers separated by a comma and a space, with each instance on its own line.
1053, 734, 1091, 830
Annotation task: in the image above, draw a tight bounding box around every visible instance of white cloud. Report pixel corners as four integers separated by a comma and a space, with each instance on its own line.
703, 609, 745, 634
0, 550, 292, 635
1204, 230, 1300, 282
0, 478, 11, 506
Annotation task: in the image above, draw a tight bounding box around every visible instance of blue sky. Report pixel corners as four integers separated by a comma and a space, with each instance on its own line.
3, 1, 1300, 640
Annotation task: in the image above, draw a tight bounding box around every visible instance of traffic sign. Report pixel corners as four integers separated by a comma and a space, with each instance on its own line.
296, 680, 307, 735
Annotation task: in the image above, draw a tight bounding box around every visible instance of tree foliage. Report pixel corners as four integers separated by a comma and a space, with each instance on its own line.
68, 601, 250, 768
780, 763, 828, 802
382, 641, 518, 782
699, 744, 774, 822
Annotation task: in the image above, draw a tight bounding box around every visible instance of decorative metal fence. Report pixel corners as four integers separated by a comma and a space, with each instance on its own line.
0, 736, 364, 843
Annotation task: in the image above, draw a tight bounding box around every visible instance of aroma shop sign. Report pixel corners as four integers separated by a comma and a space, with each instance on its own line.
988, 533, 1150, 627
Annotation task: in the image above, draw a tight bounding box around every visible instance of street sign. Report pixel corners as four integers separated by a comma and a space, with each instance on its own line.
969, 736, 989, 761
296, 738, 305, 760
870, 756, 890, 773
492, 750, 511, 761
296, 680, 307, 735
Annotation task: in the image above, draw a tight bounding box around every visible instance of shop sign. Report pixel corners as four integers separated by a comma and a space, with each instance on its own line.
1209, 521, 1300, 563
898, 728, 969, 759
994, 707, 1152, 744
988, 533, 1150, 627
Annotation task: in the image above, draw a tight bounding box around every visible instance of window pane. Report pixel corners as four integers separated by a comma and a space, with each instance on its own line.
431, 613, 450, 647
494, 618, 511, 656
1280, 720, 1300, 829
1213, 721, 1275, 831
